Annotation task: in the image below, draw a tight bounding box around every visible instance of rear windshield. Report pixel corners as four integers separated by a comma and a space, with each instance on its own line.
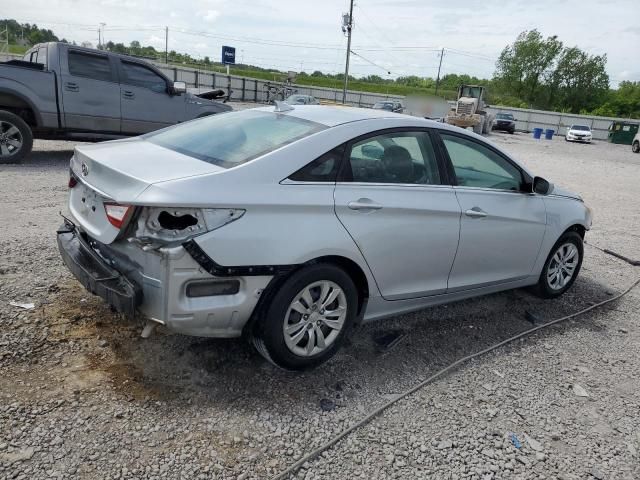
571, 125, 590, 131
145, 110, 326, 168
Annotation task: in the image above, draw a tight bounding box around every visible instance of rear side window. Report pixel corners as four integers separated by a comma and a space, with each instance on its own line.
68, 51, 112, 82
121, 61, 167, 92
289, 145, 345, 182
37, 47, 47, 68
145, 110, 326, 169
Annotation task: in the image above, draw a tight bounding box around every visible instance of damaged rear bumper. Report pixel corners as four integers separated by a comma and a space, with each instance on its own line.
56, 224, 142, 315
56, 222, 274, 338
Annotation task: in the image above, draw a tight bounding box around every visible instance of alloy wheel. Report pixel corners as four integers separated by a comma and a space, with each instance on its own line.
0, 120, 23, 158
547, 243, 579, 290
283, 280, 347, 357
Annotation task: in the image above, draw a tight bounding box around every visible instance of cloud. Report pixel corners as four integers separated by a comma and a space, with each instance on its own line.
203, 10, 220, 22
146, 35, 165, 48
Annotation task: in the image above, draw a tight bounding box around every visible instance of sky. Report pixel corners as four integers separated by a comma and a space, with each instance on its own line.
3, 0, 638, 87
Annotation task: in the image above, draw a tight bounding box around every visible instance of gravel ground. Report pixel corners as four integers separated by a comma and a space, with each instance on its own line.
0, 111, 639, 480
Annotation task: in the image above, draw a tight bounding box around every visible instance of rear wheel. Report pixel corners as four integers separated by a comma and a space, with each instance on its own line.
0, 111, 33, 164
632, 141, 640, 153
252, 264, 358, 370
533, 232, 583, 298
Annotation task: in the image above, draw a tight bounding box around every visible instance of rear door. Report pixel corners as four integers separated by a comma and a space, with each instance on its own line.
118, 59, 186, 134
59, 48, 121, 132
437, 131, 547, 291
334, 128, 461, 300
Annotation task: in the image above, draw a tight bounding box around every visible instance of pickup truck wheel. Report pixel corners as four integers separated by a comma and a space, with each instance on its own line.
0, 111, 33, 164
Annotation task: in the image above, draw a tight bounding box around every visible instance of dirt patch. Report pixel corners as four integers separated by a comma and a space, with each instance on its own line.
42, 280, 178, 401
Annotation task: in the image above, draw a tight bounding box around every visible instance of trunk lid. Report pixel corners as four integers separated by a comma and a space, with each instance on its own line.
69, 138, 224, 244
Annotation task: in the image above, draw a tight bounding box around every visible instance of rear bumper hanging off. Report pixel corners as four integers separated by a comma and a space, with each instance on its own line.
56, 223, 142, 316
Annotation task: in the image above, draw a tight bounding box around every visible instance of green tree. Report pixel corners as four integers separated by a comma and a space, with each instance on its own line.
494, 30, 563, 107
548, 48, 609, 113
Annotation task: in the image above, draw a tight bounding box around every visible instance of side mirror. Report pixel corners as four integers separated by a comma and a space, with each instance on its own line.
172, 81, 187, 94
533, 176, 553, 195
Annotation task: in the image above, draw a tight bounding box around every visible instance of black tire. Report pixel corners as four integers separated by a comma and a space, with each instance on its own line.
533, 231, 583, 299
0, 110, 33, 164
509, 129, 515, 135
252, 264, 358, 370
632, 141, 640, 153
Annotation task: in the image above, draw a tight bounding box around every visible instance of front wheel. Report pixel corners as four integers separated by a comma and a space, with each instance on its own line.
0, 110, 33, 164
252, 264, 358, 370
632, 141, 640, 153
533, 232, 583, 298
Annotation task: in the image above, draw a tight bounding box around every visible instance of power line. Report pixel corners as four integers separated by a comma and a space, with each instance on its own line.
350, 50, 391, 75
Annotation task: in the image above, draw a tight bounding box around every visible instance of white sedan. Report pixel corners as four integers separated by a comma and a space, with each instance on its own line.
565, 125, 593, 143
57, 105, 592, 370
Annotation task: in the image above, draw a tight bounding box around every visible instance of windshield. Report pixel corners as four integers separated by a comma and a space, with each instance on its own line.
461, 86, 482, 98
496, 113, 514, 120
373, 102, 393, 109
571, 125, 591, 131
145, 110, 326, 168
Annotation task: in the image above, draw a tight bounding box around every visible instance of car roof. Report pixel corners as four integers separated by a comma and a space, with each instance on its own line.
252, 105, 407, 127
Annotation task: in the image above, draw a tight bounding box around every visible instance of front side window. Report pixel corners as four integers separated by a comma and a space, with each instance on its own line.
121, 61, 167, 92
68, 51, 112, 82
145, 110, 326, 169
343, 131, 441, 185
441, 134, 522, 191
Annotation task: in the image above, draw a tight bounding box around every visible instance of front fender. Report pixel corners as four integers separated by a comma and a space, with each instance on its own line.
531, 196, 591, 276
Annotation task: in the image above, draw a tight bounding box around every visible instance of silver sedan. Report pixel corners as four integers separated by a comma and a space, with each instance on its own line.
57, 105, 592, 370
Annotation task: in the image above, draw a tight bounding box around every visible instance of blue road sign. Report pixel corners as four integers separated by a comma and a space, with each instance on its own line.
222, 46, 236, 65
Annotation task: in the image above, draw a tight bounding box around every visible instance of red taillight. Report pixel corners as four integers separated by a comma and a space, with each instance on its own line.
68, 172, 78, 188
104, 203, 132, 229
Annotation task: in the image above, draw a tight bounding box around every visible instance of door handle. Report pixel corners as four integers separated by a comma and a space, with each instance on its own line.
465, 207, 488, 218
122, 91, 135, 99
348, 199, 383, 211
64, 82, 79, 92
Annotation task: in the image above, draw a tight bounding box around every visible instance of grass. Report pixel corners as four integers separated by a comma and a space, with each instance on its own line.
8, 44, 28, 54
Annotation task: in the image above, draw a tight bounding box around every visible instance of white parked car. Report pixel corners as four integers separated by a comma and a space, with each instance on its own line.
58, 105, 592, 370
632, 132, 640, 153
565, 125, 592, 143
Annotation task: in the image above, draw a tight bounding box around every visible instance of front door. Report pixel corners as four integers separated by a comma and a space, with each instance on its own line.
118, 59, 186, 134
438, 132, 547, 291
60, 48, 120, 132
334, 129, 461, 300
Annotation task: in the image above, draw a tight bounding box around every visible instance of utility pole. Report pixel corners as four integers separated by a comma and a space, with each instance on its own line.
165, 26, 168, 64
97, 28, 101, 49
341, 0, 354, 104
100, 23, 106, 49
435, 47, 444, 96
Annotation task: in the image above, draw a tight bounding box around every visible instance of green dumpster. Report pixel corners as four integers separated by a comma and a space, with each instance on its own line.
608, 121, 639, 145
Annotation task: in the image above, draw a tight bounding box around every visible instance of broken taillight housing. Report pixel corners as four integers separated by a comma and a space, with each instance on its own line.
68, 170, 78, 188
104, 203, 133, 229
130, 207, 245, 248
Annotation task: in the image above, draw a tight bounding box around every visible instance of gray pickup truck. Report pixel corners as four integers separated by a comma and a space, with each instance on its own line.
0, 42, 232, 163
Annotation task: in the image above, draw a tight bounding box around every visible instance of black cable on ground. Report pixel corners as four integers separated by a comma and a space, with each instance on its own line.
585, 241, 640, 266
270, 275, 640, 480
